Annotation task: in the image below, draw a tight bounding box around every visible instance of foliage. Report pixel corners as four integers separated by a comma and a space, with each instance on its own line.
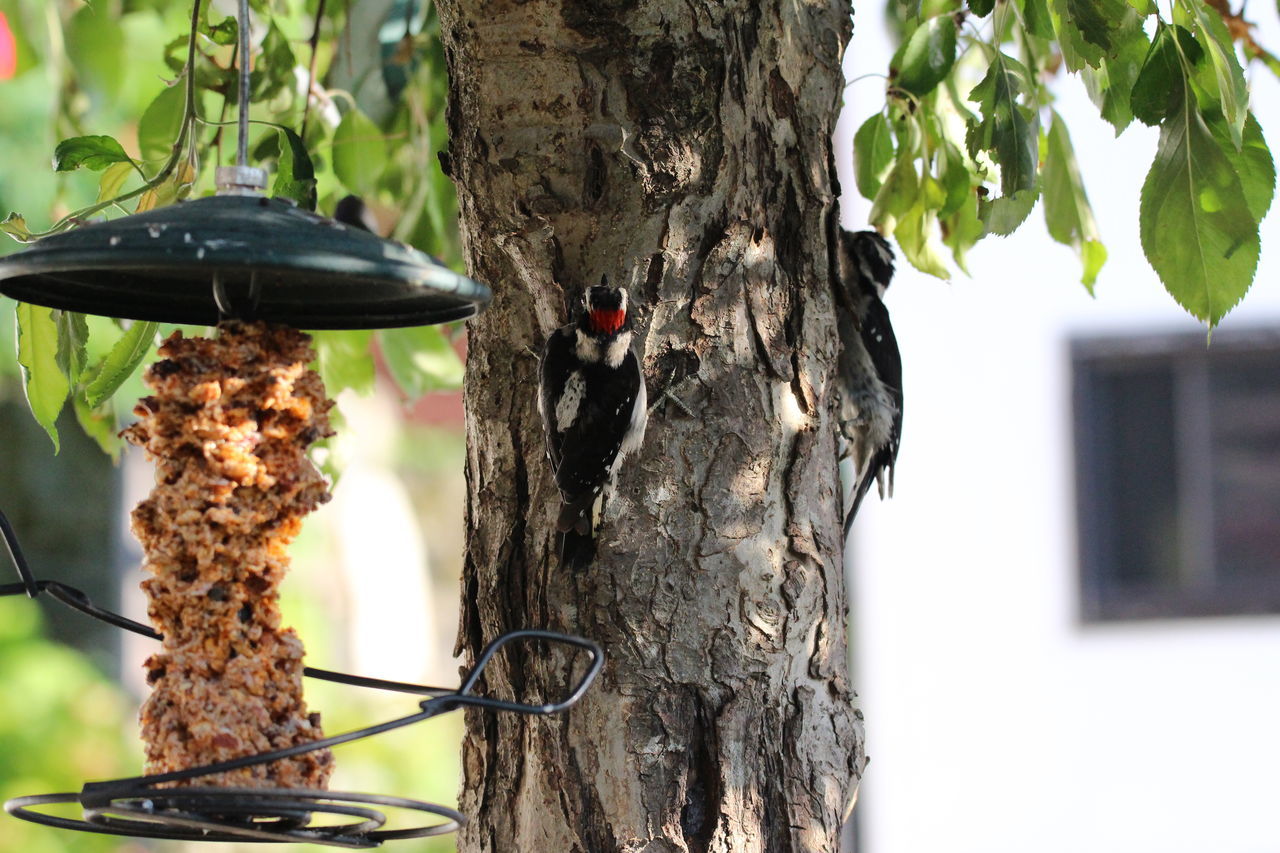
0, 598, 139, 853
0, 0, 464, 452
856, 0, 1276, 326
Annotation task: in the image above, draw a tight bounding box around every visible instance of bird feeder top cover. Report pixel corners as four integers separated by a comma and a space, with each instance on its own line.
0, 194, 491, 329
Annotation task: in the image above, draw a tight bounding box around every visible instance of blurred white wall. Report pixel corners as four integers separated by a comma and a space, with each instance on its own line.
837, 9, 1280, 853
328, 389, 435, 684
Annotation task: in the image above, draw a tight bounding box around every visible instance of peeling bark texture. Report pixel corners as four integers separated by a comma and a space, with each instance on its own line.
437, 2, 865, 851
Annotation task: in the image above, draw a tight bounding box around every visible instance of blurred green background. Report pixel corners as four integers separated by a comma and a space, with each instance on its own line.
0, 1, 471, 850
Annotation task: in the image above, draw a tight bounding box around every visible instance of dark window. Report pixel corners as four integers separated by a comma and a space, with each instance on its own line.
1073, 328, 1280, 621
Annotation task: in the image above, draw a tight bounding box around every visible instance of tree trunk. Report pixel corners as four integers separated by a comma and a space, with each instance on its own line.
436, 2, 864, 850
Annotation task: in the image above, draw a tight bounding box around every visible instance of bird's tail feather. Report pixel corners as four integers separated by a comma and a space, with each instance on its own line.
556, 494, 599, 569
558, 528, 597, 570
844, 456, 895, 537
844, 475, 877, 537
556, 494, 595, 535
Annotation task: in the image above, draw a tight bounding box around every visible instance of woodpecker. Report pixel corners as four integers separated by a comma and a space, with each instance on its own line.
538, 284, 647, 568
834, 229, 902, 533
333, 195, 380, 233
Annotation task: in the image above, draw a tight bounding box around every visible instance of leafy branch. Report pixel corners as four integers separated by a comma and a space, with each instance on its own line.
1, 0, 467, 456
1, 0, 203, 244
857, 0, 1276, 327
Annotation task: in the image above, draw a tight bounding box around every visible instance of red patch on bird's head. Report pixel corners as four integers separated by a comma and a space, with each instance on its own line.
589, 309, 625, 335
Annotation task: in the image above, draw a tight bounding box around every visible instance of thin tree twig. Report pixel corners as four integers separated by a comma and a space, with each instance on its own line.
301, 0, 329, 138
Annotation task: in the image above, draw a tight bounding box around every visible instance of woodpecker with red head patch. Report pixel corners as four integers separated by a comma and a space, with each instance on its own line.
538, 284, 647, 568
834, 229, 902, 534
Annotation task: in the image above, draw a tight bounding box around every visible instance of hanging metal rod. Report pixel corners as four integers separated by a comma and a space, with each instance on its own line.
237, 0, 251, 169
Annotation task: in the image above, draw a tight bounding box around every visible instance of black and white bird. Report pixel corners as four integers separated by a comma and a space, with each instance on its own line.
332, 195, 380, 233
538, 284, 647, 568
834, 229, 902, 534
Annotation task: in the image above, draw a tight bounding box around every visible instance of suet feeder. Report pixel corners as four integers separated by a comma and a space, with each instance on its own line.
0, 1, 601, 845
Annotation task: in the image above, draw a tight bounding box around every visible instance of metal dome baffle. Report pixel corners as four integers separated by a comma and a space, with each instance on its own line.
0, 191, 490, 328
0, 0, 599, 845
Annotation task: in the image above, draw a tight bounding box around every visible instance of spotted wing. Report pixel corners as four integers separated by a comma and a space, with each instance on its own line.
548, 354, 641, 505
539, 326, 576, 475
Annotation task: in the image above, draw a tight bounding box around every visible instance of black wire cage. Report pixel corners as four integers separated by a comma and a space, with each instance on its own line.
0, 2, 602, 843
0, 509, 602, 846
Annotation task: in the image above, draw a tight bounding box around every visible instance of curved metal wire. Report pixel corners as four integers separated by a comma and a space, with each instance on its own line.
0, 508, 604, 845
6, 788, 465, 847
211, 269, 263, 323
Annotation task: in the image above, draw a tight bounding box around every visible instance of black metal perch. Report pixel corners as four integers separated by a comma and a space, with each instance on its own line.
1, 508, 603, 847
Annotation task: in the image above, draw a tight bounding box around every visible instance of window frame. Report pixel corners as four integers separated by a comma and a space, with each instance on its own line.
1072, 326, 1280, 622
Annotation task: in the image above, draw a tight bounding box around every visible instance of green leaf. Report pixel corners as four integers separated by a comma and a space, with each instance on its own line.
1207, 111, 1275, 222
1081, 25, 1150, 134
1080, 240, 1108, 289
206, 15, 238, 46
1066, 0, 1133, 53
981, 186, 1039, 235
273, 127, 318, 211
936, 139, 971, 218
853, 113, 896, 199
54, 311, 89, 385
82, 321, 159, 409
969, 0, 995, 14
1042, 112, 1106, 290
419, 112, 455, 249
1047, 0, 1102, 70
892, 172, 950, 278
83, 313, 125, 365
137, 81, 187, 168
16, 302, 69, 451
966, 52, 1039, 198
96, 161, 135, 203
1020, 0, 1056, 40
310, 329, 375, 397
134, 161, 196, 215
1187, 1, 1248, 150
869, 139, 920, 233
940, 193, 985, 272
1, 211, 31, 242
250, 22, 297, 103
1050, 0, 1144, 72
893, 16, 958, 96
894, 204, 951, 279
72, 393, 121, 462
332, 108, 388, 197
52, 135, 132, 172
378, 326, 464, 400
1131, 25, 1202, 127
162, 34, 190, 75
65, 6, 124, 103
1139, 87, 1259, 327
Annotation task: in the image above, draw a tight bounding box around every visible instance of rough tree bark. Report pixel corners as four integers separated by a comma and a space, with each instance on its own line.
436, 2, 864, 850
